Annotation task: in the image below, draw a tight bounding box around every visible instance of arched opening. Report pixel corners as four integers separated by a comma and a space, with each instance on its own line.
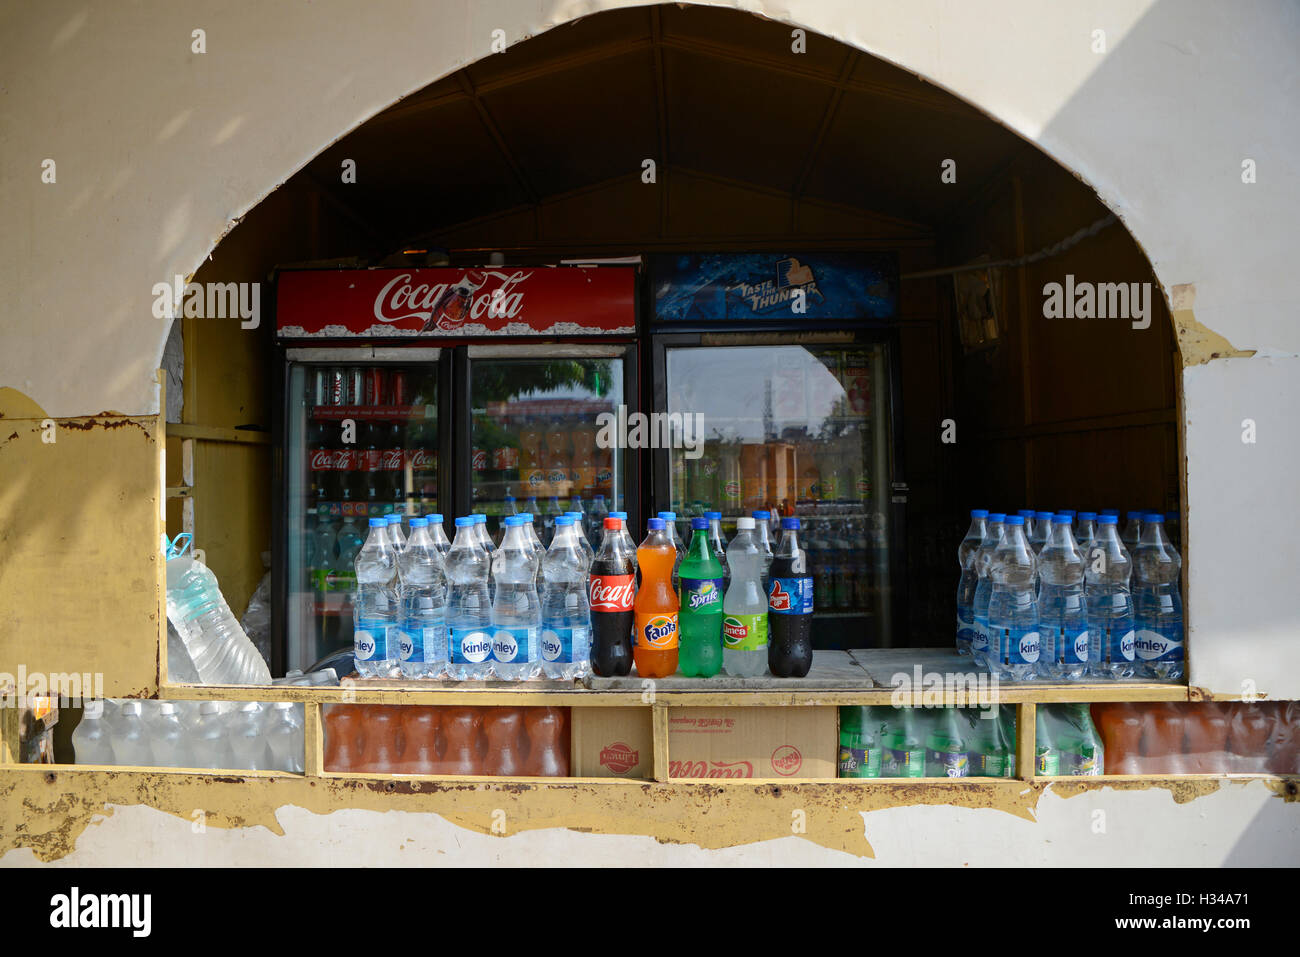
169, 4, 1178, 673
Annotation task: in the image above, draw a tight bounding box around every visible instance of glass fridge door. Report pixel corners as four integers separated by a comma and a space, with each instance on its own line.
468, 348, 631, 548
285, 355, 441, 672
663, 342, 895, 647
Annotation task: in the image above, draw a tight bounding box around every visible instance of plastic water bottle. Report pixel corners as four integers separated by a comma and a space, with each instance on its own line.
336, 514, 364, 567
1075, 511, 1097, 551
970, 513, 1006, 667
72, 701, 116, 765
265, 700, 305, 772
231, 701, 274, 770
151, 702, 193, 768
565, 511, 596, 572
1037, 513, 1089, 680
445, 517, 493, 680
491, 515, 542, 680
658, 511, 685, 594
1029, 511, 1053, 554
588, 494, 609, 547
165, 553, 272, 686
723, 517, 769, 676
397, 517, 448, 678
540, 515, 592, 679
752, 509, 775, 591
1085, 514, 1136, 678
353, 517, 398, 678
114, 701, 155, 766
1120, 510, 1144, 554
386, 512, 406, 552
425, 513, 451, 556
542, 497, 565, 547
1133, 511, 1184, 680
705, 511, 731, 590
987, 515, 1039, 680
955, 509, 988, 656
519, 512, 545, 589
194, 700, 234, 769
1016, 509, 1036, 539
472, 513, 496, 556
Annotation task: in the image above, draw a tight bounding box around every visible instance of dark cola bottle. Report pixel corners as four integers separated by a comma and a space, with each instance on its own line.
588, 517, 635, 677
768, 517, 814, 677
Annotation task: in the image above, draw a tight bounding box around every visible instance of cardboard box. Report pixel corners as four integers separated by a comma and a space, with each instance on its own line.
571, 707, 653, 779
668, 707, 836, 779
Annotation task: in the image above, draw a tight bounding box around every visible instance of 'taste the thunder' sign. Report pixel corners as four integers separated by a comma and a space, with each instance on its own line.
276, 266, 636, 338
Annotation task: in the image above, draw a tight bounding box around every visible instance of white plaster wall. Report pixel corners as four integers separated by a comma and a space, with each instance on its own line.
1, 781, 1296, 867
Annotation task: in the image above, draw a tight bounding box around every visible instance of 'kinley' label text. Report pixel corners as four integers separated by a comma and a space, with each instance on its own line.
1042, 274, 1151, 329
50, 887, 151, 937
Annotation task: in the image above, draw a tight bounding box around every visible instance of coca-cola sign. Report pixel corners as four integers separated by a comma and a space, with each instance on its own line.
277, 266, 636, 338
590, 574, 635, 612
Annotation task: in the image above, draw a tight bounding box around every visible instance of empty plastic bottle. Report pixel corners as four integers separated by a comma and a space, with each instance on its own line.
705, 511, 731, 590
114, 700, 155, 766
1037, 513, 1089, 680
353, 517, 398, 678
970, 513, 1006, 667
491, 515, 542, 680
425, 513, 451, 556
987, 515, 1040, 680
446, 517, 494, 680
565, 510, 596, 572
722, 517, 768, 677
72, 701, 115, 766
1085, 514, 1137, 678
956, 509, 988, 656
151, 701, 194, 768
397, 516, 448, 678
539, 515, 592, 680
1133, 511, 1184, 680
265, 700, 305, 772
231, 701, 274, 770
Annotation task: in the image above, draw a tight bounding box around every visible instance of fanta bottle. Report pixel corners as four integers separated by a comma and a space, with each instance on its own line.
633, 517, 680, 677
483, 708, 525, 776
523, 707, 569, 776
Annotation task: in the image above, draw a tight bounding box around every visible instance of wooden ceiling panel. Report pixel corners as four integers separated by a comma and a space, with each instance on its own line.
660, 4, 851, 79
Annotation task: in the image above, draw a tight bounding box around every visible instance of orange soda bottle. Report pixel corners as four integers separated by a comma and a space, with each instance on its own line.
633, 518, 680, 677
483, 707, 525, 776
523, 707, 570, 776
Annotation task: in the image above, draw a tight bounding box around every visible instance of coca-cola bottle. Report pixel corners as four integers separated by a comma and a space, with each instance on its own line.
588, 517, 635, 677
384, 420, 405, 506
308, 419, 334, 507
427, 270, 486, 331
407, 418, 438, 510
362, 420, 384, 515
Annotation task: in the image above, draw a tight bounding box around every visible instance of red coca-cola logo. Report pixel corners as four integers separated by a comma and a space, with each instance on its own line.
309, 449, 334, 470
334, 448, 357, 470
410, 449, 436, 470
589, 574, 635, 611
373, 270, 534, 329
472, 449, 487, 471
771, 745, 802, 776
382, 448, 403, 470
670, 759, 754, 778
599, 742, 640, 774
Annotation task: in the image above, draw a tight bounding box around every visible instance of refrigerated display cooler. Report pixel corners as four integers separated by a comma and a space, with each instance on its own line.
648, 252, 906, 649
272, 265, 639, 674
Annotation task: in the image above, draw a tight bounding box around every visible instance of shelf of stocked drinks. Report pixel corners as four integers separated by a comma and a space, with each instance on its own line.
157, 649, 1189, 707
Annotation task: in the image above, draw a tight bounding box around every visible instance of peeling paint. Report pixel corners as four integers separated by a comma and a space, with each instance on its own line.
1170, 283, 1255, 365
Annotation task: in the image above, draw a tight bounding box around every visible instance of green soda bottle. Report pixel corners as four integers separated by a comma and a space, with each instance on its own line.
925, 707, 971, 777
969, 706, 1014, 777
1035, 706, 1061, 775
882, 707, 927, 778
1056, 703, 1104, 775
677, 517, 724, 677
838, 706, 883, 778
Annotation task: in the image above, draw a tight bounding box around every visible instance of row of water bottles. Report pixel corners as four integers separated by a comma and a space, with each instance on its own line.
71, 698, 304, 772
354, 509, 597, 680
956, 508, 1183, 681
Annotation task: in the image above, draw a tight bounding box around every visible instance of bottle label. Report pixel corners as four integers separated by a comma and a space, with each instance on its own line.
1090, 625, 1136, 664
681, 577, 723, 613
1064, 750, 1101, 776
353, 620, 391, 661
635, 612, 679, 650
956, 607, 976, 649
450, 627, 493, 665
399, 622, 446, 663
491, 626, 536, 663
973, 751, 1012, 777
541, 625, 591, 663
1036, 748, 1061, 775
928, 749, 970, 778
722, 613, 768, 651
838, 746, 882, 778
1135, 624, 1183, 662
769, 577, 814, 615
589, 573, 635, 611
995, 625, 1041, 665
971, 615, 990, 655
885, 747, 925, 778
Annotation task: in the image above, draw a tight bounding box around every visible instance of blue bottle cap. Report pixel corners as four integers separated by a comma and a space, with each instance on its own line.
1059, 510, 1077, 519
454, 516, 473, 527
658, 511, 676, 520
549, 496, 560, 504
781, 517, 800, 530
1034, 511, 1054, 521
594, 494, 606, 501
1126, 511, 1144, 521
1099, 514, 1119, 525
647, 518, 666, 530
1053, 512, 1073, 523
369, 518, 386, 527
505, 515, 526, 527
988, 513, 1006, 523
1078, 511, 1096, 520
1005, 515, 1025, 526
970, 509, 988, 518
504, 495, 516, 502
410, 517, 428, 527
692, 517, 708, 530
1144, 511, 1165, 522
556, 515, 574, 526
1017, 509, 1034, 518
753, 510, 771, 519
611, 511, 627, 519
426, 513, 443, 523
386, 514, 402, 524
1100, 508, 1120, 516
565, 511, 583, 519
706, 511, 722, 520
472, 513, 487, 523
518, 512, 533, 522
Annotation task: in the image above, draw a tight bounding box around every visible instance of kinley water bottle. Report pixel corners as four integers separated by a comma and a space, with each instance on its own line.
1037, 513, 1089, 680
491, 515, 542, 680
970, 513, 1006, 667
446, 516, 493, 680
397, 516, 448, 678
987, 515, 1039, 680
540, 515, 592, 680
1133, 511, 1184, 680
353, 517, 398, 678
1085, 514, 1137, 678
956, 509, 988, 656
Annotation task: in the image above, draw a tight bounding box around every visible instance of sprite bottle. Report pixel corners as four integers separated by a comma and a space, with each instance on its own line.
838, 706, 883, 778
925, 707, 971, 777
677, 517, 724, 677
882, 707, 928, 778
970, 706, 1015, 777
